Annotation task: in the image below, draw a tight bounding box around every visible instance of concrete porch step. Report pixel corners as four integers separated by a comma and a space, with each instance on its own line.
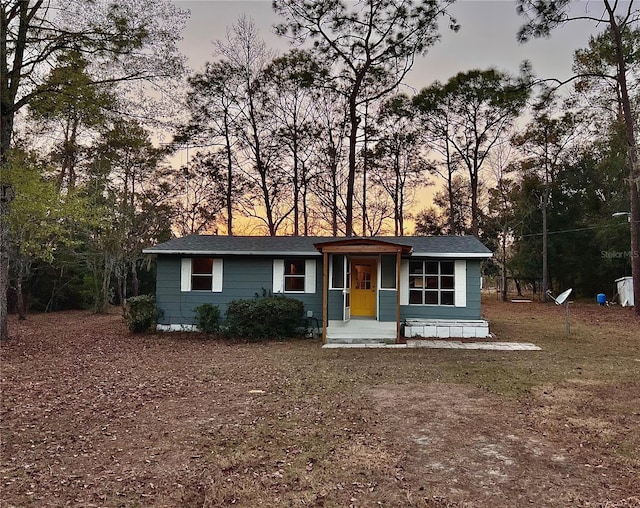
325, 319, 397, 342
324, 337, 395, 345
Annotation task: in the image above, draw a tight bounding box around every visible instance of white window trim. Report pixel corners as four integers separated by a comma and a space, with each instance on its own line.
400, 260, 409, 305
273, 259, 284, 293
454, 260, 466, 307
304, 259, 316, 294
181, 257, 223, 293
212, 259, 223, 292
181, 258, 191, 292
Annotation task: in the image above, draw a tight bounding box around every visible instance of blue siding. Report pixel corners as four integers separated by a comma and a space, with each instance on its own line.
400, 259, 482, 320
378, 291, 397, 322
156, 255, 484, 326
156, 255, 323, 326
327, 290, 343, 320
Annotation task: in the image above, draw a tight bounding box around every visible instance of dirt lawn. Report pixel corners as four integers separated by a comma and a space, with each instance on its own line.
1, 298, 639, 507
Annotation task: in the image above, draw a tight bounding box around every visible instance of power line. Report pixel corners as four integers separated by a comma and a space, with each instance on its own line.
520, 222, 629, 237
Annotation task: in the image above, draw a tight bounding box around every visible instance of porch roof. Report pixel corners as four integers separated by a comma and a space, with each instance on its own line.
314, 237, 413, 254
143, 235, 492, 258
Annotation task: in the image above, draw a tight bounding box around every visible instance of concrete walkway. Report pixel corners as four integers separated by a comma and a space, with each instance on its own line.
323, 340, 541, 350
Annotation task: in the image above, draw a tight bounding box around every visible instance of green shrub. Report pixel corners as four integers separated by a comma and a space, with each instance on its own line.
123, 295, 159, 333
225, 295, 304, 340
194, 303, 221, 334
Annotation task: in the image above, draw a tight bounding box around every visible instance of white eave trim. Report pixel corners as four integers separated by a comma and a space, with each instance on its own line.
411, 252, 493, 258
142, 249, 323, 256
143, 249, 492, 258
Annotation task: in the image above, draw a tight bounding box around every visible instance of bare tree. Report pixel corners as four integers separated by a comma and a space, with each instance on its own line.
310, 91, 350, 236
170, 152, 230, 236
369, 94, 428, 236
262, 50, 323, 235
179, 61, 243, 235
217, 16, 290, 236
414, 69, 530, 237
273, 0, 458, 236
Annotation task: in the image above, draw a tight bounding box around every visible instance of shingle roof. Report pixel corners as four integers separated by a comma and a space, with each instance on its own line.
143, 235, 492, 257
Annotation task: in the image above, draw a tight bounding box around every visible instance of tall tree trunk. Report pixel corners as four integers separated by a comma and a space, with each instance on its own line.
224, 109, 234, 236
470, 172, 479, 237
46, 265, 65, 312
131, 260, 139, 297
59, 117, 79, 190
346, 94, 359, 237
302, 162, 309, 236
629, 172, 640, 314
605, 1, 640, 316
398, 179, 405, 237
329, 143, 339, 237
0, 198, 9, 340
293, 136, 300, 236
96, 255, 114, 314
346, 70, 367, 237
116, 267, 124, 309
394, 150, 400, 236
101, 263, 110, 313
361, 102, 369, 237
501, 229, 508, 302
15, 270, 25, 320
446, 141, 456, 235
251, 129, 275, 236
542, 187, 549, 302
0, 0, 29, 341
0, 118, 13, 340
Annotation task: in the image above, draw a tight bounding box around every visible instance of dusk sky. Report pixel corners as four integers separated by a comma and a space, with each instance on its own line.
164, 1, 611, 221
173, 0, 606, 90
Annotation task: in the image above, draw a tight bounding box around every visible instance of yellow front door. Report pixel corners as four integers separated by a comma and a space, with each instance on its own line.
350, 259, 376, 317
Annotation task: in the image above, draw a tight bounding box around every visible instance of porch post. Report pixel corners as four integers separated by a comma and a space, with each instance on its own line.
396, 249, 401, 343
322, 251, 328, 344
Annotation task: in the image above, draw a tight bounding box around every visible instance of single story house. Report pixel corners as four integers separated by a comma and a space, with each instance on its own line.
142, 235, 493, 343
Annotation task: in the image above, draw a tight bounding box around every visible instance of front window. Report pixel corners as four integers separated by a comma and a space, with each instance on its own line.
331, 254, 344, 289
353, 263, 372, 289
284, 259, 305, 292
380, 254, 397, 289
409, 260, 454, 305
192, 258, 214, 290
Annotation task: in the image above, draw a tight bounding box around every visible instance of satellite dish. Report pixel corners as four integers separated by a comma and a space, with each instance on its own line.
546, 288, 572, 305
555, 288, 573, 305
545, 288, 573, 336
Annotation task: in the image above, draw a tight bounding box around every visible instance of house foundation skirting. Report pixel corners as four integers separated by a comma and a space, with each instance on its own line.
156, 324, 199, 332
403, 319, 490, 339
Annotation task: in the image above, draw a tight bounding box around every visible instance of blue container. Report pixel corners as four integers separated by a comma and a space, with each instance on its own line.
597, 293, 606, 305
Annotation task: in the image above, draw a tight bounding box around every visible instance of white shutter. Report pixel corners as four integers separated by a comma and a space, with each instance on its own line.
400, 260, 409, 306
305, 259, 316, 293
455, 260, 467, 307
212, 259, 223, 292
181, 258, 191, 292
273, 259, 284, 293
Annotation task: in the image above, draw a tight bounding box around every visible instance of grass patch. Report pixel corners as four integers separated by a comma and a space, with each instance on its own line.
2, 299, 639, 506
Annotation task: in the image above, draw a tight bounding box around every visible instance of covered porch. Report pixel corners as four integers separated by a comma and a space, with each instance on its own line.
315, 238, 412, 344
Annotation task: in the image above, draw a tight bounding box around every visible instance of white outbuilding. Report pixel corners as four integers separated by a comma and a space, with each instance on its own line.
615, 276, 635, 307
